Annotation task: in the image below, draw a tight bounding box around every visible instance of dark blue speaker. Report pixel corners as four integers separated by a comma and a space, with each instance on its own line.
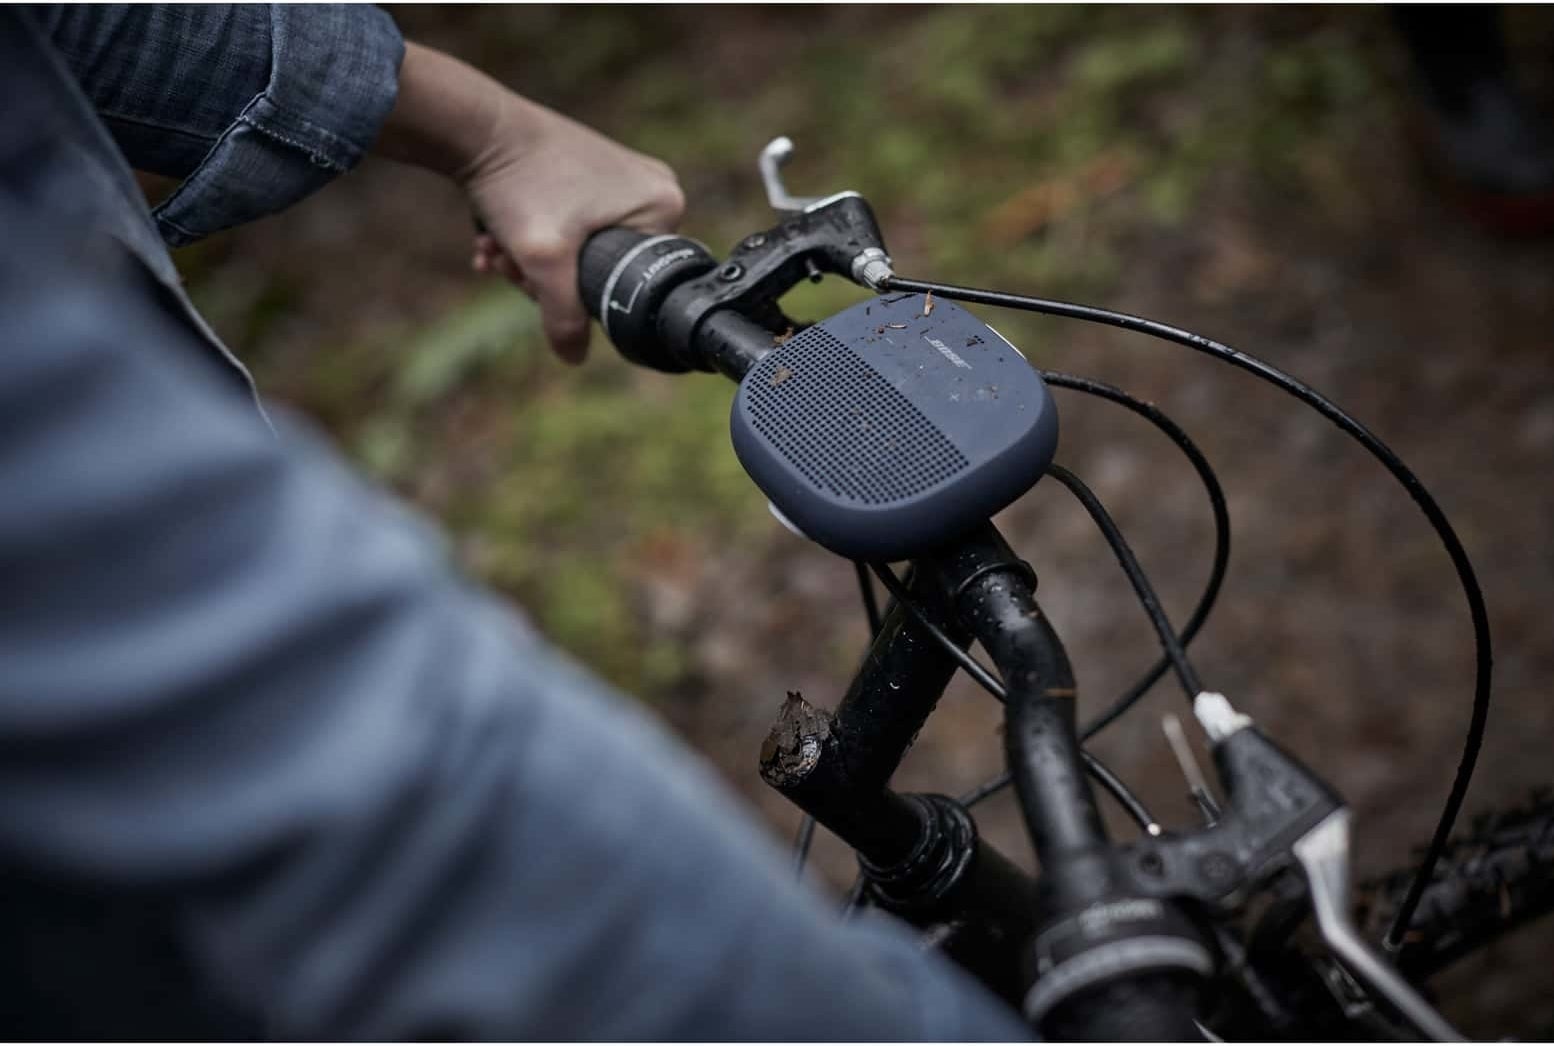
730, 292, 1058, 560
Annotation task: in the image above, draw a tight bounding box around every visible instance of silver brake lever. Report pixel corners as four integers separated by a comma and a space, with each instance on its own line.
755, 136, 892, 289
759, 136, 820, 213
758, 136, 865, 217
1291, 810, 1464, 1042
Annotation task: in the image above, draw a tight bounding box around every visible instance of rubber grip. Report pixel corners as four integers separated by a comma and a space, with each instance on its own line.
577, 227, 651, 321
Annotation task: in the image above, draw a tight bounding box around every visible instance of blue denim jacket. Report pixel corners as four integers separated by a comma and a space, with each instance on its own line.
36, 4, 404, 248
0, 7, 1029, 1041
15, 4, 403, 405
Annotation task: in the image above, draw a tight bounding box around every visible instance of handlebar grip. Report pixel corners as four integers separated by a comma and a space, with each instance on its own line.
578, 227, 652, 322
575, 227, 717, 372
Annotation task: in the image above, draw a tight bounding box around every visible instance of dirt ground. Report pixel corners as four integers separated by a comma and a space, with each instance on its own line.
181, 6, 1554, 1036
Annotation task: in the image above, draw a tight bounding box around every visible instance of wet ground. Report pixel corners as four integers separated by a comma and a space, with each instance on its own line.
183, 7, 1554, 1036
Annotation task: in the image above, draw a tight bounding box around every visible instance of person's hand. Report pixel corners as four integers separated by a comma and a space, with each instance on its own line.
461, 102, 684, 363
375, 41, 685, 363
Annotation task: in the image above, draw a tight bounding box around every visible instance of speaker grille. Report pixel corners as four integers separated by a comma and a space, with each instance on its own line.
744, 328, 969, 505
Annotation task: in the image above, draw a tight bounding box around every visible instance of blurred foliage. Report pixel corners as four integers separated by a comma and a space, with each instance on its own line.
185, 5, 1397, 697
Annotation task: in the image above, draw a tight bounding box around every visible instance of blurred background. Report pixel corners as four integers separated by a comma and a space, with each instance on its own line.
171, 5, 1554, 1036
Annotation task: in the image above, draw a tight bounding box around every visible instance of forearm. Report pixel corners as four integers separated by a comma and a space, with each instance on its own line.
375, 37, 684, 362
375, 40, 527, 183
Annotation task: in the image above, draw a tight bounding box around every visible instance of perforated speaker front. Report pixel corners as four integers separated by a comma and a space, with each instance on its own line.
742, 327, 970, 505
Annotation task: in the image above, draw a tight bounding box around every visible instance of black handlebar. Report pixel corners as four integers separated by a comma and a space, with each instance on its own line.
579, 226, 781, 379
577, 191, 891, 374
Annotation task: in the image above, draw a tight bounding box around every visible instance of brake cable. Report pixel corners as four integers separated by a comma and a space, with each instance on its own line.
864, 456, 1211, 711
955, 374, 1232, 811
1039, 373, 1231, 740
1046, 463, 1204, 697
869, 454, 1212, 808
852, 561, 884, 634
884, 275, 1493, 950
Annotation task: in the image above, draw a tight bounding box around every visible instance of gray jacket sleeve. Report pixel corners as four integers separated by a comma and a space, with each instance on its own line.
33, 4, 404, 247
0, 215, 1029, 1040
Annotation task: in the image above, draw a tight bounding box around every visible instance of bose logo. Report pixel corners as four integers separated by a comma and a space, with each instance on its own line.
924, 335, 973, 370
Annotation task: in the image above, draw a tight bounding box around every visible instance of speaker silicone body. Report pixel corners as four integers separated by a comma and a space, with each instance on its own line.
730, 293, 1059, 561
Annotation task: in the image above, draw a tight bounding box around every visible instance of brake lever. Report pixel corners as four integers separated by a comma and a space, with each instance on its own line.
654, 137, 894, 368
1292, 810, 1463, 1041
1115, 694, 1341, 908
759, 135, 832, 214
1110, 695, 1462, 1041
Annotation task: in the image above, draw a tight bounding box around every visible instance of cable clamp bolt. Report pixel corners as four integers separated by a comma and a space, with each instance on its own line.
851, 247, 894, 290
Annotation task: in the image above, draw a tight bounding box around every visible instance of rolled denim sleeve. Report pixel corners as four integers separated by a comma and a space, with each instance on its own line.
37, 4, 404, 247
